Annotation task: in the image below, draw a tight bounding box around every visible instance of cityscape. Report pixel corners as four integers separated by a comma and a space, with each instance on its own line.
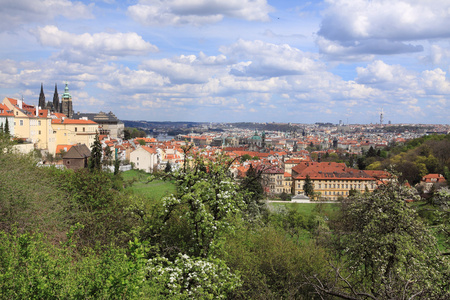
1, 1, 449, 299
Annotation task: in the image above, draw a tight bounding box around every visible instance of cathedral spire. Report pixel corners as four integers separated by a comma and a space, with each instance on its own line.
38, 83, 45, 108
53, 83, 59, 112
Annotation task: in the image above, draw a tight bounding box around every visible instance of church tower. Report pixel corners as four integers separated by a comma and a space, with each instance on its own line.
38, 83, 45, 108
60, 82, 73, 118
53, 83, 59, 113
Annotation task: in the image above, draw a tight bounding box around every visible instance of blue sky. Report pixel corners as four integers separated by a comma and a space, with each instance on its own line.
0, 0, 449, 124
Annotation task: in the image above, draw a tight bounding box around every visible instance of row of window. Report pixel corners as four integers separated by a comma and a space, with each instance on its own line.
297, 183, 374, 190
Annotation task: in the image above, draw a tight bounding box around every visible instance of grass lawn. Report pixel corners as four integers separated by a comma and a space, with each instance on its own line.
269, 202, 340, 218
123, 170, 176, 201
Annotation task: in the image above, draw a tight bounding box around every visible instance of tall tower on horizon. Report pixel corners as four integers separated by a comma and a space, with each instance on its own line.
380, 107, 384, 125
38, 83, 45, 108
60, 82, 73, 118
53, 83, 59, 113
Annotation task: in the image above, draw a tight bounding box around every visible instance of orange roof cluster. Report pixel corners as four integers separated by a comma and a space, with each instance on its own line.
52, 118, 97, 125
292, 162, 376, 181
0, 104, 13, 116
421, 173, 447, 183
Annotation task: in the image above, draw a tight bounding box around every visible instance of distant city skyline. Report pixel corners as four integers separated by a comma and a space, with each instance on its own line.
0, 0, 449, 124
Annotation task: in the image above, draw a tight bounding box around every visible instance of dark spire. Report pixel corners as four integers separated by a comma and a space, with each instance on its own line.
53, 83, 59, 112
38, 83, 45, 108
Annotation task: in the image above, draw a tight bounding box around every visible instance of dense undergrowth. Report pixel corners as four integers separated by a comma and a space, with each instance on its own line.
0, 137, 448, 299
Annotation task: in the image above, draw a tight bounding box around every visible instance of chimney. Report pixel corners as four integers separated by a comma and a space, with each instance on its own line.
18, 99, 23, 109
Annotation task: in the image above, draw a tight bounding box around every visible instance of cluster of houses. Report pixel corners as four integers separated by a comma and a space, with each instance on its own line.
1, 92, 447, 200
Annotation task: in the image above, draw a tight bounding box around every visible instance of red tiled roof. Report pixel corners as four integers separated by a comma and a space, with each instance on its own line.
56, 144, 73, 154
292, 162, 375, 181
52, 118, 97, 125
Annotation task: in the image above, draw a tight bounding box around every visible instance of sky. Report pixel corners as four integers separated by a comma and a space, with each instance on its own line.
0, 0, 449, 124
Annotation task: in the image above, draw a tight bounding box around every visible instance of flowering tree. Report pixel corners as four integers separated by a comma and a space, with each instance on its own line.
147, 253, 241, 299
161, 151, 246, 258
310, 179, 450, 299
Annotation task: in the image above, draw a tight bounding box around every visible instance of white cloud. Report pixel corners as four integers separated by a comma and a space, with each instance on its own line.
128, 0, 273, 26
35, 26, 158, 59
421, 68, 450, 94
221, 39, 322, 77
356, 60, 417, 89
317, 0, 450, 58
140, 53, 227, 84
0, 0, 94, 31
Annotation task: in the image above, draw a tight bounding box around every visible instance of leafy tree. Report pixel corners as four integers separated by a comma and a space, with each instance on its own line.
88, 133, 102, 172
240, 153, 252, 162
311, 180, 450, 299
159, 153, 246, 258
114, 158, 120, 175
4, 118, 9, 135
356, 157, 366, 170
103, 146, 112, 166
303, 175, 314, 197
164, 161, 171, 173
240, 164, 264, 216
366, 146, 376, 157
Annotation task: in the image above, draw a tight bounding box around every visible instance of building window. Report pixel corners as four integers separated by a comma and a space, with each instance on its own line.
137, 157, 139, 161
75, 127, 77, 132
20, 120, 23, 126
38, 130, 41, 135
38, 121, 41, 126
83, 127, 85, 132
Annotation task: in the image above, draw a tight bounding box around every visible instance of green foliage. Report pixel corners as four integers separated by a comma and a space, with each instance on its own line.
49, 168, 134, 248
221, 225, 327, 299
240, 164, 265, 217
0, 229, 148, 299
0, 148, 68, 235
89, 133, 102, 172
160, 154, 246, 258
303, 175, 314, 197
164, 161, 172, 173
114, 158, 120, 175
147, 253, 241, 299
318, 180, 450, 299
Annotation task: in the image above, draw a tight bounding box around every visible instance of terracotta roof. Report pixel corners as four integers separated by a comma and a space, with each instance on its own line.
421, 174, 447, 183
0, 104, 13, 116
141, 146, 157, 154
52, 118, 97, 125
56, 144, 73, 154
292, 162, 376, 181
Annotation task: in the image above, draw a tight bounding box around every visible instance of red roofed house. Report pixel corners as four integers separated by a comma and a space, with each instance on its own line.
51, 117, 98, 152
418, 174, 447, 192
291, 162, 377, 200
0, 103, 14, 136
261, 165, 285, 195
130, 146, 159, 173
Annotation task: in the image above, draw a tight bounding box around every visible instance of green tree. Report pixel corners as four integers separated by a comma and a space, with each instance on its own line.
164, 161, 171, 173
366, 146, 376, 157
160, 153, 245, 258
4, 118, 10, 135
88, 133, 102, 172
303, 175, 314, 197
312, 180, 450, 299
240, 164, 265, 217
114, 158, 120, 175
